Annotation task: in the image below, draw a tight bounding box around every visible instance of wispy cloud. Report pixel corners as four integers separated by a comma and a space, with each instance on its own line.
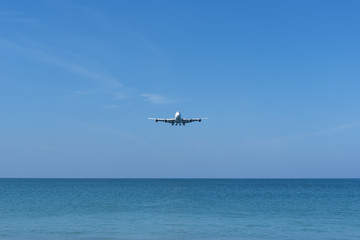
62, 63, 122, 88
74, 90, 91, 95
0, 10, 36, 24
0, 37, 170, 105
115, 131, 148, 144
0, 38, 129, 100
112, 90, 129, 100
269, 121, 360, 143
77, 122, 147, 144
135, 33, 166, 59
294, 121, 360, 138
141, 93, 171, 104
102, 105, 120, 109
0, 11, 18, 15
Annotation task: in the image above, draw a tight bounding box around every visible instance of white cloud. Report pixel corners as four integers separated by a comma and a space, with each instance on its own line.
141, 93, 171, 104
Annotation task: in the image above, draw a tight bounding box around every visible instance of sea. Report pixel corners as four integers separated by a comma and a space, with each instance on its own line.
0, 179, 359, 240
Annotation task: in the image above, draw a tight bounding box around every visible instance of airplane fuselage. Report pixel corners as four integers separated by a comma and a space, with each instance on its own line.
175, 111, 182, 123
148, 111, 205, 126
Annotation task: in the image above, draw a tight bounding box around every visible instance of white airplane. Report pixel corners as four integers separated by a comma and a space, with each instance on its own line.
148, 111, 207, 126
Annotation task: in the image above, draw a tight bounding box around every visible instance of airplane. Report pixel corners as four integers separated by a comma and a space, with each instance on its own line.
148, 111, 207, 126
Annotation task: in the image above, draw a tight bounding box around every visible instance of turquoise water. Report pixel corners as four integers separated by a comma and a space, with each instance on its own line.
0, 179, 359, 240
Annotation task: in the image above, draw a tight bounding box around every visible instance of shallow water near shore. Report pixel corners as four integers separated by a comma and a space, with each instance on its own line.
0, 179, 359, 240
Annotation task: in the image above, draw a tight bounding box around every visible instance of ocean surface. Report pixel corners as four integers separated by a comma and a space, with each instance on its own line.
0, 179, 359, 240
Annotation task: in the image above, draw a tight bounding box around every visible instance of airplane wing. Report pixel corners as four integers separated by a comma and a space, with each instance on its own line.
182, 118, 208, 124
148, 118, 176, 124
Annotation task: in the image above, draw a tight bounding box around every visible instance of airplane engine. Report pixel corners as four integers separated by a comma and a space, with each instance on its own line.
155, 119, 158, 122
199, 119, 202, 122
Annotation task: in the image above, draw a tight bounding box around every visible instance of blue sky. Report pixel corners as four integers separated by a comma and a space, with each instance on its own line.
1, 0, 359, 178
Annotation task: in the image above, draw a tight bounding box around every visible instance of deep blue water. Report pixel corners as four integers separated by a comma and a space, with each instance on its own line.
0, 179, 359, 240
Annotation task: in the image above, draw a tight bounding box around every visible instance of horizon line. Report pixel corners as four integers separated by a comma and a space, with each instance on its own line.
0, 177, 359, 180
